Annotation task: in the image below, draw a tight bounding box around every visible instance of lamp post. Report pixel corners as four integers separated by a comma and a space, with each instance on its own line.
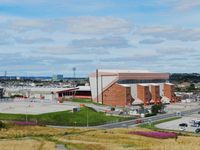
25, 105, 28, 123
86, 109, 89, 127
72, 67, 76, 88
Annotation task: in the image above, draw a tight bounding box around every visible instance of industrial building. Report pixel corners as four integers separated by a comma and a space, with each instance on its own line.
4, 86, 91, 101
56, 86, 91, 99
89, 69, 178, 106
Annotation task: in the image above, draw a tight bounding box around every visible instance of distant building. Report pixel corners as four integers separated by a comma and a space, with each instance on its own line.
52, 74, 64, 81
56, 86, 91, 99
89, 69, 178, 106
4, 86, 91, 100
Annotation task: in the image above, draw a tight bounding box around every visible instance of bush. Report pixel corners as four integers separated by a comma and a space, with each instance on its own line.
145, 113, 157, 117
151, 104, 164, 114
0, 121, 6, 129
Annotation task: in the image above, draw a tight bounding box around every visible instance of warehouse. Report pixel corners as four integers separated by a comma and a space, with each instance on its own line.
56, 86, 91, 99
89, 69, 178, 106
4, 86, 91, 101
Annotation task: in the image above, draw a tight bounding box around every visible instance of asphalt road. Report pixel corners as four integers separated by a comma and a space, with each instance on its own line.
96, 107, 200, 129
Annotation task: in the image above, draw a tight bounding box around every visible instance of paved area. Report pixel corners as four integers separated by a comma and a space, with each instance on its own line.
0, 99, 110, 114
0, 100, 76, 114
56, 144, 67, 150
165, 102, 200, 113
156, 113, 200, 132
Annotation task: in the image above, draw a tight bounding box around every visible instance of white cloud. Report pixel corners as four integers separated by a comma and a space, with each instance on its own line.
14, 37, 54, 44
173, 0, 200, 11
156, 47, 196, 54
37, 46, 110, 55
65, 16, 133, 35
138, 26, 200, 41
71, 36, 130, 48
139, 38, 164, 44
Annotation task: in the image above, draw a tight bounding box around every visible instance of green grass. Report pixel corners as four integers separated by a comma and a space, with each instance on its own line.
70, 98, 92, 103
0, 107, 131, 126
70, 98, 104, 105
139, 117, 181, 130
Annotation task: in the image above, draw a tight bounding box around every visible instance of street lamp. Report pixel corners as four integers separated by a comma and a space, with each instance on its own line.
72, 67, 76, 88
25, 105, 28, 123
86, 109, 89, 127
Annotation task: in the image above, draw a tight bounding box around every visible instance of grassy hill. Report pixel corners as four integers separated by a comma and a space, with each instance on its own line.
0, 107, 130, 126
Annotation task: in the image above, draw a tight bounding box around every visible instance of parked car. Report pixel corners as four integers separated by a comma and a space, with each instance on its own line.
191, 124, 199, 127
195, 128, 200, 133
134, 119, 144, 124
179, 123, 188, 127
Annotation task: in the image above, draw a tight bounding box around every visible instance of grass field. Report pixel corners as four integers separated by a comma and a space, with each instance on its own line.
0, 139, 55, 150
70, 98, 92, 103
139, 117, 181, 130
1, 125, 200, 150
0, 107, 130, 126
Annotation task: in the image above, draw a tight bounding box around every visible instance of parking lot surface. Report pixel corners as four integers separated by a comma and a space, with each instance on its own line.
156, 113, 200, 132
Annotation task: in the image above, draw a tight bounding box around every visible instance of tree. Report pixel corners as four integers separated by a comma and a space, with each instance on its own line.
151, 104, 164, 114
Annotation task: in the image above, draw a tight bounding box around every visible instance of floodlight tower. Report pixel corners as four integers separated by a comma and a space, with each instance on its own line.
4, 71, 7, 80
72, 67, 76, 87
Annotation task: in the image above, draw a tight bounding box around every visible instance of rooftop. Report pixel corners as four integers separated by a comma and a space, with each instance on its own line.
97, 69, 152, 73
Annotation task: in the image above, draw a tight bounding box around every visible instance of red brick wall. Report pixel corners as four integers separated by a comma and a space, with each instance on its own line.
164, 84, 175, 102
102, 83, 133, 106
137, 85, 151, 105
151, 85, 160, 104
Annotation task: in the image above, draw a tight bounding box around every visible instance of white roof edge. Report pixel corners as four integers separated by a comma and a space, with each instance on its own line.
165, 83, 174, 85
138, 83, 149, 86
151, 83, 160, 86
97, 69, 152, 73
118, 84, 131, 87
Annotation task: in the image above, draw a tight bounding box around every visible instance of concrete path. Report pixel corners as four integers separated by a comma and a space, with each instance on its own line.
56, 144, 67, 150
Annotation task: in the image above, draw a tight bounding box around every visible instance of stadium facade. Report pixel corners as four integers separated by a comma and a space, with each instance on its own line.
89, 69, 178, 106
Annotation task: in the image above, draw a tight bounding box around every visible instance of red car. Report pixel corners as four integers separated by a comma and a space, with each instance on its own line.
134, 120, 144, 124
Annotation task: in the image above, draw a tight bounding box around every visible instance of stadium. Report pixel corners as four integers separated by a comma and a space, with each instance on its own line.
89, 69, 179, 106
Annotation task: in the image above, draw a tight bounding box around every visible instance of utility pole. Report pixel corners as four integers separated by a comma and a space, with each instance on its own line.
96, 69, 99, 103
4, 71, 7, 80
86, 109, 89, 127
101, 75, 103, 104
25, 105, 28, 123
72, 67, 76, 88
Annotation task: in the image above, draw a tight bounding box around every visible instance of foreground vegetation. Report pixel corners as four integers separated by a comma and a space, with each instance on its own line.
0, 125, 200, 150
0, 107, 130, 126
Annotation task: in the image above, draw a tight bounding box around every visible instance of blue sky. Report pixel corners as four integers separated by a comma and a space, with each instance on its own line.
0, 0, 200, 77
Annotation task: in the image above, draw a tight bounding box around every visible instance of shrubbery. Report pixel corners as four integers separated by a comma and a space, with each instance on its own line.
0, 121, 6, 129
145, 113, 157, 117
151, 104, 165, 114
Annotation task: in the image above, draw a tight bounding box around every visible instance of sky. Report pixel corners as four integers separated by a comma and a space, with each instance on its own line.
0, 0, 200, 77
